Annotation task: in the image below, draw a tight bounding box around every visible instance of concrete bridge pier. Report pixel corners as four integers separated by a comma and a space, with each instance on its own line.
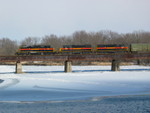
137, 59, 142, 65
64, 60, 72, 72
16, 61, 23, 73
111, 59, 120, 71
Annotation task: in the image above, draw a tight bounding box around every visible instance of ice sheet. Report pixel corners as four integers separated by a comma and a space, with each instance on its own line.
0, 65, 150, 101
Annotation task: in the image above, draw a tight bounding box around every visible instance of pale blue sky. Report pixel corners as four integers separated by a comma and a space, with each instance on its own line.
0, 0, 150, 40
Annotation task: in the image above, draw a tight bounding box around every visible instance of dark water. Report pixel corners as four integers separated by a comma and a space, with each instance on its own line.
0, 95, 150, 113
0, 79, 4, 84
0, 89, 113, 101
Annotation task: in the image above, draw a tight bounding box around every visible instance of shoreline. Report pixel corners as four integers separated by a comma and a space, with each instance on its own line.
0, 94, 150, 103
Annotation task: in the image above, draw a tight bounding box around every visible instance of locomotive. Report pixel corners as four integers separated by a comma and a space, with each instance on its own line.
59, 45, 92, 54
16, 45, 56, 55
96, 44, 129, 53
16, 44, 150, 55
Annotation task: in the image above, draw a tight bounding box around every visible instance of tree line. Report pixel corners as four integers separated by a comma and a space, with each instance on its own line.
0, 30, 150, 56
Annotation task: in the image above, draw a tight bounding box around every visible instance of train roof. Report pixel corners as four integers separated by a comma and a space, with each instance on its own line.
97, 44, 127, 47
20, 45, 52, 48
63, 45, 91, 48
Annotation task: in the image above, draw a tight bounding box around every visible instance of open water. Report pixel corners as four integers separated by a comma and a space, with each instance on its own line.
0, 95, 150, 113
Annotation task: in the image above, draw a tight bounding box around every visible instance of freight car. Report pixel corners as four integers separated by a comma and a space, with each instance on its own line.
130, 43, 150, 53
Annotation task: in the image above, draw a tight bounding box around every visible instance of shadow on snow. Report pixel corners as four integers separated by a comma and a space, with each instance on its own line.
23, 68, 150, 74
0, 68, 150, 74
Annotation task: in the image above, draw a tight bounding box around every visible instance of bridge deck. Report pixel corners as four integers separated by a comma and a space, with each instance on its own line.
0, 53, 150, 62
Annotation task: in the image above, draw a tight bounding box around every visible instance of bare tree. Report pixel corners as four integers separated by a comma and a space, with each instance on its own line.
59, 36, 73, 45
0, 38, 18, 55
72, 31, 91, 45
21, 37, 40, 46
41, 34, 62, 49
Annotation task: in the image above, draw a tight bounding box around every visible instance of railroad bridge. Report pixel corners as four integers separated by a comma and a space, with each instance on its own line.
0, 53, 150, 73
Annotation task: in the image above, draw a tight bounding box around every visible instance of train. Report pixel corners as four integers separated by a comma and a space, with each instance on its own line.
15, 43, 150, 55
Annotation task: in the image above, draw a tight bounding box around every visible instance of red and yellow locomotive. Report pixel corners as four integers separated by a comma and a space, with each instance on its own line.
16, 45, 56, 55
16, 44, 130, 55
96, 44, 129, 53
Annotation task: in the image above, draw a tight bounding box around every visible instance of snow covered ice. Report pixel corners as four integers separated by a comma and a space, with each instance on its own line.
0, 65, 150, 101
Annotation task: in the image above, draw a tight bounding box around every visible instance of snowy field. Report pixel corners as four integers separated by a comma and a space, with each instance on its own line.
0, 65, 150, 113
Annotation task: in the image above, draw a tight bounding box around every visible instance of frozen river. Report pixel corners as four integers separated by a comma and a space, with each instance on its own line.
0, 65, 150, 112
0, 65, 150, 101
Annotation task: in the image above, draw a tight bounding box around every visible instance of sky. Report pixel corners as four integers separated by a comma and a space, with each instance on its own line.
0, 0, 150, 40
